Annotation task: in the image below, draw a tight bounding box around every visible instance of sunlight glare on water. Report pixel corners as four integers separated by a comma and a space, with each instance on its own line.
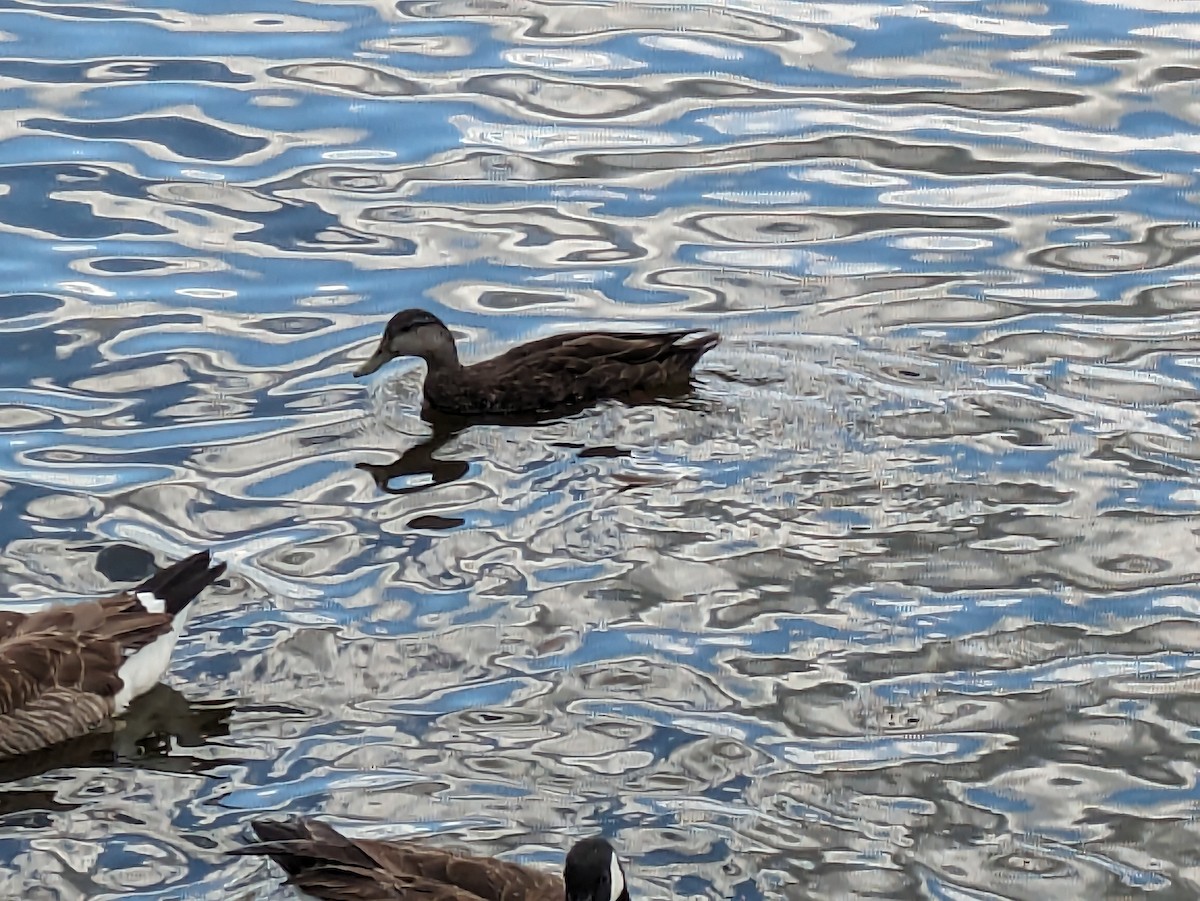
0, 0, 1199, 898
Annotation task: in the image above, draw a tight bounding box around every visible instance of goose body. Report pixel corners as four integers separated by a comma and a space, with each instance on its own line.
235, 817, 631, 901
353, 309, 719, 417
0, 550, 226, 759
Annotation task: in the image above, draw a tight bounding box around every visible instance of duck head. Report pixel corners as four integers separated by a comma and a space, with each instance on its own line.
353, 309, 456, 377
564, 837, 630, 901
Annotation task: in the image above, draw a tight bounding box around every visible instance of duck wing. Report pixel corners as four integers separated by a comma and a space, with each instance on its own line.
442, 329, 718, 414
482, 329, 716, 376
238, 818, 564, 901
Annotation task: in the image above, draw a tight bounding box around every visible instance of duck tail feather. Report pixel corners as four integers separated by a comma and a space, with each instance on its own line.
675, 330, 720, 366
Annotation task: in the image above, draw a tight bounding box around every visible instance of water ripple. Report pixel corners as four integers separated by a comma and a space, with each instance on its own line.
1, 0, 1200, 899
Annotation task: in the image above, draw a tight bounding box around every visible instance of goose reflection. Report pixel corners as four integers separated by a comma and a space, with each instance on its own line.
0, 682, 236, 787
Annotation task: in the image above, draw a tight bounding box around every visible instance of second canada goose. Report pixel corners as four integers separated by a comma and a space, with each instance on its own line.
0, 550, 226, 759
353, 308, 719, 417
234, 816, 632, 901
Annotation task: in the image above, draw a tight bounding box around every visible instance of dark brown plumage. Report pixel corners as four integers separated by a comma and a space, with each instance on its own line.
234, 817, 632, 901
0, 550, 226, 760
353, 309, 719, 417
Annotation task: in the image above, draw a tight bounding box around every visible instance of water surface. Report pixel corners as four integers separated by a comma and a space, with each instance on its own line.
1, 0, 1199, 898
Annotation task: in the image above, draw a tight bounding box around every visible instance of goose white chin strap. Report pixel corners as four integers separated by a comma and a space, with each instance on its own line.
609, 853, 624, 901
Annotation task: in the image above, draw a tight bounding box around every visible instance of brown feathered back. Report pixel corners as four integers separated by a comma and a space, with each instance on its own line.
426, 328, 719, 416
234, 818, 566, 901
0, 600, 124, 756
0, 550, 225, 759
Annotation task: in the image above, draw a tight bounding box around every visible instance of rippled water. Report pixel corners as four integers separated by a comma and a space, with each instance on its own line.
1, 0, 1199, 898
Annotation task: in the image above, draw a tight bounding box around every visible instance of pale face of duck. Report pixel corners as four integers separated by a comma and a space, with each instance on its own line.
564, 838, 630, 901
353, 309, 455, 377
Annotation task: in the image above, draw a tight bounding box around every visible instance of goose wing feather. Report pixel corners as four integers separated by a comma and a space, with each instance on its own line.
0, 596, 175, 757
237, 818, 564, 901
0, 602, 129, 757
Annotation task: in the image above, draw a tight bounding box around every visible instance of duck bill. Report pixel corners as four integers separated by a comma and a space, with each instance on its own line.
353, 349, 390, 378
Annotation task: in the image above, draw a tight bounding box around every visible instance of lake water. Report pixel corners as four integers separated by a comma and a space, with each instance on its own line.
1, 0, 1199, 898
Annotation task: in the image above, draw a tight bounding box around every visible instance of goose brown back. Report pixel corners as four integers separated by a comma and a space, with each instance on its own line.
0, 550, 226, 759
235, 817, 631, 901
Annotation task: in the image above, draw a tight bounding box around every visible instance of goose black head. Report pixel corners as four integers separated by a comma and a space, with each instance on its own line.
353, 309, 454, 377
564, 837, 629, 901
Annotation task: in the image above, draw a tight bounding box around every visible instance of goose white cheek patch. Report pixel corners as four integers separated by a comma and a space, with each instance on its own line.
135, 591, 165, 614
609, 853, 624, 901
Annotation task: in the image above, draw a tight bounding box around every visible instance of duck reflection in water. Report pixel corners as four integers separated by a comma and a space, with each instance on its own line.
355, 407, 593, 498
355, 419, 469, 497
355, 390, 707, 499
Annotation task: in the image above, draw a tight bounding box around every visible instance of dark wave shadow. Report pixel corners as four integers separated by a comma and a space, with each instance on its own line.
0, 683, 237, 788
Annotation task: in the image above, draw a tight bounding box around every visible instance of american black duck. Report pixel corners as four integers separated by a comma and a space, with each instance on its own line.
353, 308, 719, 416
0, 550, 226, 759
235, 816, 631, 901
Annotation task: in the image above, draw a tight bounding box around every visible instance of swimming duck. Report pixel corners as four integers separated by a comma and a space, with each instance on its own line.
235, 816, 631, 901
353, 309, 719, 417
0, 550, 226, 759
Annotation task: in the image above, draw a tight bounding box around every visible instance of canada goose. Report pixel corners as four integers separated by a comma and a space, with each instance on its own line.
0, 550, 226, 759
234, 816, 632, 901
353, 308, 719, 416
